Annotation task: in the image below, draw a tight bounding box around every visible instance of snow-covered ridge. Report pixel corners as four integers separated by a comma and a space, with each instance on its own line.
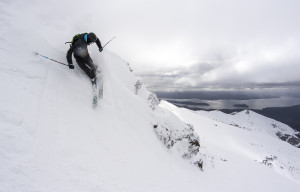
195, 108, 300, 148
196, 109, 300, 147
160, 100, 300, 184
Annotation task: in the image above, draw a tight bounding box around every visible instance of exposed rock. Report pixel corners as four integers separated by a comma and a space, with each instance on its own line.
287, 136, 300, 146
276, 132, 300, 148
148, 94, 159, 110
276, 132, 290, 141
153, 123, 202, 168
153, 124, 175, 148
271, 123, 278, 128
134, 80, 142, 94
261, 155, 277, 167
127, 62, 133, 72
194, 160, 203, 170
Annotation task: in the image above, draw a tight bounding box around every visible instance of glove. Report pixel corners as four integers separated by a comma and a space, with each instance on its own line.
99, 47, 103, 52
69, 64, 74, 69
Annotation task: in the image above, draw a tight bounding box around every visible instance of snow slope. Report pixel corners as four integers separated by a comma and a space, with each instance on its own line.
0, 2, 203, 191
161, 101, 300, 187
1, 1, 300, 191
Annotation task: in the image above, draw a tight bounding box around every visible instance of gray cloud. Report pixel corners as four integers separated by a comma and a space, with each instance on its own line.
11, 0, 300, 92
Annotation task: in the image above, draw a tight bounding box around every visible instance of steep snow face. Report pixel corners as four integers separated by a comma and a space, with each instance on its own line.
160, 101, 300, 186
0, 48, 203, 191
0, 2, 204, 192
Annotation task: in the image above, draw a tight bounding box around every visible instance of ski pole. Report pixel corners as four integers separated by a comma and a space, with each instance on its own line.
102, 36, 116, 49
34, 52, 68, 66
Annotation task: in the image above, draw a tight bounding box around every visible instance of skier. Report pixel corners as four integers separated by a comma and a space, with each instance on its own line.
66, 32, 103, 84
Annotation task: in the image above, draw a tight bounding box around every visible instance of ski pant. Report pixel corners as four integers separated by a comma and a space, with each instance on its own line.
74, 54, 97, 79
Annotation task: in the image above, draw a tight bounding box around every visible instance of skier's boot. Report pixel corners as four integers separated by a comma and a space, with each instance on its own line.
91, 77, 97, 86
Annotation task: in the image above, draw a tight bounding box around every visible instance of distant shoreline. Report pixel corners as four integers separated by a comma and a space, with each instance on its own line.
164, 99, 300, 133
162, 96, 300, 110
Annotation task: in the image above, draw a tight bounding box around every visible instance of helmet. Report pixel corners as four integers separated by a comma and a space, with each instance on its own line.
87, 32, 97, 42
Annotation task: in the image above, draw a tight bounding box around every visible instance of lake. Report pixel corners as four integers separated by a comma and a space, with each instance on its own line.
163, 97, 300, 110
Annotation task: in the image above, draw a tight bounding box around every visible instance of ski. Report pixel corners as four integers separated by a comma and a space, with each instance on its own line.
92, 78, 98, 107
91, 71, 104, 108
98, 76, 103, 99
92, 95, 98, 107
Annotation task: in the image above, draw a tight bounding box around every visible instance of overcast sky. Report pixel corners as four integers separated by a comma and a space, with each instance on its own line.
13, 0, 300, 92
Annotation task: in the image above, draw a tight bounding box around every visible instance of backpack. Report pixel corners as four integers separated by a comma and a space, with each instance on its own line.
65, 33, 87, 47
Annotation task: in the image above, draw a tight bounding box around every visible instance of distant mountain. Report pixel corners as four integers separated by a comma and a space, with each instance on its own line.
166, 99, 300, 133
160, 101, 300, 188
233, 104, 249, 108
219, 105, 300, 132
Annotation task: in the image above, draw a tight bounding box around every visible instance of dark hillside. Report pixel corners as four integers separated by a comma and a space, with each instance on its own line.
253, 105, 300, 132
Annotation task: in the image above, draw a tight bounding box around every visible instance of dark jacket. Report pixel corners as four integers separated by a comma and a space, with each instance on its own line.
67, 33, 102, 64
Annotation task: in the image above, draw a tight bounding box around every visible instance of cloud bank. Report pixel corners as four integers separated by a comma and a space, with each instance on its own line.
5, 0, 300, 92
